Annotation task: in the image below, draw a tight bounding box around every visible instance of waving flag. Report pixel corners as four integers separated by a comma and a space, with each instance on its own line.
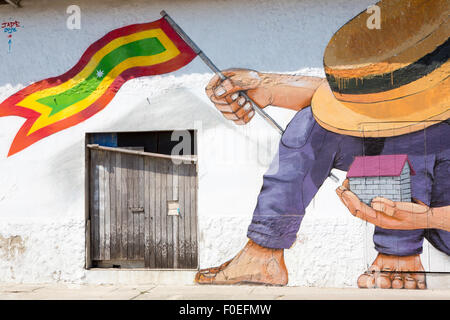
0, 18, 196, 156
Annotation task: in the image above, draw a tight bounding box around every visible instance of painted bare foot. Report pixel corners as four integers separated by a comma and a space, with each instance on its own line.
195, 240, 288, 286
358, 253, 426, 289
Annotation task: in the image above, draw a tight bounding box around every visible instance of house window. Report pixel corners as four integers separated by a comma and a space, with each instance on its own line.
85, 131, 198, 269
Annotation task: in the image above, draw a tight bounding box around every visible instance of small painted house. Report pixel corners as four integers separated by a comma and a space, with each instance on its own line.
347, 154, 415, 205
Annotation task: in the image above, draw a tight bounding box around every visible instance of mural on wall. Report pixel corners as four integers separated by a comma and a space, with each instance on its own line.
1, 19, 22, 53
0, 0, 448, 290
0, 18, 195, 156
196, 0, 449, 289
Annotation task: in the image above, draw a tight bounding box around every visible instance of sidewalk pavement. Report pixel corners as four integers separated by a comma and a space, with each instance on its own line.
0, 283, 449, 300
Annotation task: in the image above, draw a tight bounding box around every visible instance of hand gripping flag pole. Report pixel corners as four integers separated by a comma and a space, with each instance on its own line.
160, 11, 341, 183
160, 10, 285, 135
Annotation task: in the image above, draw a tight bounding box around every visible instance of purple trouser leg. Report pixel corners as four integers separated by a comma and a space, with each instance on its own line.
247, 107, 362, 249
247, 107, 450, 256
374, 123, 450, 256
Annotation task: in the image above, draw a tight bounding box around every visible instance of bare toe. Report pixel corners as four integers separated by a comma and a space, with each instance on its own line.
375, 272, 392, 289
195, 271, 214, 284
412, 273, 427, 290
357, 272, 375, 288
417, 280, 427, 290
197, 259, 232, 275
404, 275, 417, 289
391, 274, 404, 289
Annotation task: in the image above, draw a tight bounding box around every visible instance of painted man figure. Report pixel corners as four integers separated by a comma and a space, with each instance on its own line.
195, 0, 449, 289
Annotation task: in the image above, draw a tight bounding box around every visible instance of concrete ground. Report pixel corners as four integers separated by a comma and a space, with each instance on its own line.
0, 283, 449, 300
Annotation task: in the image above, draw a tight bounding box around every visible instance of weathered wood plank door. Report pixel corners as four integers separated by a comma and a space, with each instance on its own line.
89, 146, 198, 269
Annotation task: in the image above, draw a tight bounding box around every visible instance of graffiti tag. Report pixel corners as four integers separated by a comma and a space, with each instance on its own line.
1, 20, 22, 53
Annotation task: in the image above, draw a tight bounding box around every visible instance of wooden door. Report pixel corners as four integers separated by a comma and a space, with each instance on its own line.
144, 157, 198, 269
89, 146, 198, 269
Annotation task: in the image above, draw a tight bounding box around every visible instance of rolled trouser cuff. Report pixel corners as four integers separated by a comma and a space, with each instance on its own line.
373, 227, 425, 256
247, 230, 296, 249
374, 244, 423, 256
247, 214, 303, 249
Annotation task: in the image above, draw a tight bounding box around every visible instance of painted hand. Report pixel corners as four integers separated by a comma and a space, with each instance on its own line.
205, 68, 272, 125
335, 179, 437, 231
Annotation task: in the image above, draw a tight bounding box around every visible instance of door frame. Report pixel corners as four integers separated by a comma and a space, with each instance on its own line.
84, 132, 199, 270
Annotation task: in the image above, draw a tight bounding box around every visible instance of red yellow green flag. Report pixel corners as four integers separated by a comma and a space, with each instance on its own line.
0, 18, 196, 156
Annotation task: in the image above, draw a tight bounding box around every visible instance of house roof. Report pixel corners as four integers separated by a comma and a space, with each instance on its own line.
347, 154, 416, 178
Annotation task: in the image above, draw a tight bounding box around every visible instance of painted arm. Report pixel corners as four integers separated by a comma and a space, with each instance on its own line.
205, 68, 325, 124
335, 180, 450, 232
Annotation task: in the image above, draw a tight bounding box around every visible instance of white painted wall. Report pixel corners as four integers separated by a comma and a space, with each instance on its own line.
0, 0, 447, 287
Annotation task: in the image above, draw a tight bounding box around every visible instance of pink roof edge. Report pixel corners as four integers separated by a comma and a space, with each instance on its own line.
347, 154, 416, 178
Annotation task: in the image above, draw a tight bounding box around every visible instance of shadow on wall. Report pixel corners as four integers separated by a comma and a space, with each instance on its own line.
0, 0, 375, 87
47, 87, 276, 205
46, 88, 233, 195
113, 87, 229, 132
110, 87, 277, 160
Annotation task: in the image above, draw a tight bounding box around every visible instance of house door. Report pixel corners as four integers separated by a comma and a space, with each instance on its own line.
88, 145, 198, 269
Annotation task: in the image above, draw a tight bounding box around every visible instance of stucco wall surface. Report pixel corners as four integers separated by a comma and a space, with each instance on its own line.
0, 0, 448, 287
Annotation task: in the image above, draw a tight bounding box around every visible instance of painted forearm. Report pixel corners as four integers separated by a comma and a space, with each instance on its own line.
257, 73, 326, 111
430, 206, 450, 232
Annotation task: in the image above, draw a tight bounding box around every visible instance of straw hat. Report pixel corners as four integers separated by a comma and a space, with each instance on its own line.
311, 0, 449, 137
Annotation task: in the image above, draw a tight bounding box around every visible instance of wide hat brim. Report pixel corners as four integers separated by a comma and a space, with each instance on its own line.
312, 0, 449, 137
312, 80, 449, 137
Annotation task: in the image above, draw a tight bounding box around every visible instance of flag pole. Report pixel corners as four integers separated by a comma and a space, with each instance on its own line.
160, 10, 285, 135
160, 11, 340, 183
